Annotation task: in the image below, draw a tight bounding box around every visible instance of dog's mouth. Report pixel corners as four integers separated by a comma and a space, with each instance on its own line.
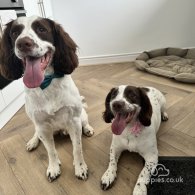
111, 111, 136, 135
22, 51, 52, 88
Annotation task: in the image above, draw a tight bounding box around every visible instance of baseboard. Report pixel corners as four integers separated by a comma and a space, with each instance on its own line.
79, 52, 140, 66
0, 92, 25, 129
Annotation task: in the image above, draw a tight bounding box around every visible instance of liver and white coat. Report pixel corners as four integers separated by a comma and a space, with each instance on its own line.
0, 16, 94, 182
101, 85, 168, 195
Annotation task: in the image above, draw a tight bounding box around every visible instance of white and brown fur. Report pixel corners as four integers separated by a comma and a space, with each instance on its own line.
0, 16, 94, 182
101, 85, 168, 195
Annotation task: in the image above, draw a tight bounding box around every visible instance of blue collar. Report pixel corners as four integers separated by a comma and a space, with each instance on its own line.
40, 72, 64, 90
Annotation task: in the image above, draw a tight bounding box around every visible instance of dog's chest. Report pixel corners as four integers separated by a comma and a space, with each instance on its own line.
46, 105, 81, 131
117, 124, 155, 153
25, 76, 82, 121
124, 131, 143, 152
126, 135, 138, 152
115, 128, 141, 152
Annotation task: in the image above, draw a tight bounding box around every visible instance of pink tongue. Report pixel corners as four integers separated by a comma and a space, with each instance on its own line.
111, 114, 127, 135
23, 57, 44, 88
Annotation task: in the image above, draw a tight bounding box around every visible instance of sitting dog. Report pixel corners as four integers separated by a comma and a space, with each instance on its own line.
101, 85, 168, 195
0, 16, 94, 182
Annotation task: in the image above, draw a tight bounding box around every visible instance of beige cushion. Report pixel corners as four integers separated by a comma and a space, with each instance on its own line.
136, 52, 149, 61
185, 48, 195, 59
147, 48, 167, 58
135, 60, 150, 70
167, 47, 187, 57
175, 73, 195, 83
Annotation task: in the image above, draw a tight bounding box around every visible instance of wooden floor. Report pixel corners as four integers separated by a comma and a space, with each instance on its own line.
0, 62, 195, 195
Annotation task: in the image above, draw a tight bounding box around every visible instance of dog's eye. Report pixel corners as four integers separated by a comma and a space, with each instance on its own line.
37, 26, 47, 33
10, 25, 23, 39
11, 31, 19, 38
128, 92, 137, 99
111, 89, 118, 99
10, 30, 20, 40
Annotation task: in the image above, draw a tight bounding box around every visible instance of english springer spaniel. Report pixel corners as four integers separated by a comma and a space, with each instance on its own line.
101, 85, 168, 195
0, 16, 94, 182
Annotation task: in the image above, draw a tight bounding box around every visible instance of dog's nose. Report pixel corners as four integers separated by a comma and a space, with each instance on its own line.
17, 37, 35, 52
112, 101, 125, 111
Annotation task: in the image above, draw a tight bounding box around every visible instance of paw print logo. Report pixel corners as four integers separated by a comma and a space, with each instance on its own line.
152, 164, 170, 177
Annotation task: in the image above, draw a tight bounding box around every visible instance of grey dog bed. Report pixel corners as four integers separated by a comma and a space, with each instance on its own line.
135, 47, 195, 83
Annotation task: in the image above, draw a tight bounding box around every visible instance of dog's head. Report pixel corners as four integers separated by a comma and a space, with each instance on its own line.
0, 16, 78, 88
103, 85, 153, 135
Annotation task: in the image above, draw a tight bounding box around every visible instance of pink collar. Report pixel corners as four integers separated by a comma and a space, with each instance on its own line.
130, 121, 142, 136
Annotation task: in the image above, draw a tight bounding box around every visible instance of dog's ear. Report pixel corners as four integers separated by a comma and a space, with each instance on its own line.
102, 88, 116, 123
138, 87, 152, 126
46, 19, 78, 74
0, 21, 23, 80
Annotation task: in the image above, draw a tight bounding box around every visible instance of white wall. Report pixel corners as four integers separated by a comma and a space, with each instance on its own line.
52, 0, 195, 64
23, 0, 40, 17
23, 0, 53, 18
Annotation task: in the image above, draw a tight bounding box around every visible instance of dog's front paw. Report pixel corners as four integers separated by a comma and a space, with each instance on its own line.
26, 136, 39, 151
75, 162, 88, 180
47, 162, 61, 182
161, 112, 168, 121
83, 124, 94, 137
133, 183, 147, 195
101, 169, 116, 190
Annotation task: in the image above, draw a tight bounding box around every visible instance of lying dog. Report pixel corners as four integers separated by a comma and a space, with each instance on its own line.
0, 16, 94, 182
101, 85, 168, 195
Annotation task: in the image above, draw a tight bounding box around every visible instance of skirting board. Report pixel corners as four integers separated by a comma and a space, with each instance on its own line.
79, 52, 140, 66
0, 92, 25, 129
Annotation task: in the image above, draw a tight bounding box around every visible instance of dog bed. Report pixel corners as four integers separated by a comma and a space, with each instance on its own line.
135, 48, 195, 83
